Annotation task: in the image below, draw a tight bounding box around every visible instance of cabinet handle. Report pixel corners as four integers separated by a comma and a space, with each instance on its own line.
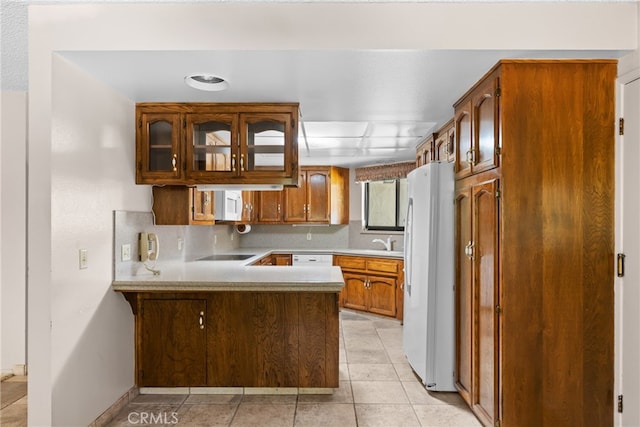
277, 203, 281, 213
466, 149, 476, 166
465, 241, 475, 260
198, 311, 205, 330
240, 154, 245, 171
232, 154, 236, 172
447, 134, 454, 155
172, 154, 178, 172
204, 193, 210, 206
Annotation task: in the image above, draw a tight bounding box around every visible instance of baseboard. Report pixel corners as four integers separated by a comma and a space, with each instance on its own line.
88, 386, 139, 427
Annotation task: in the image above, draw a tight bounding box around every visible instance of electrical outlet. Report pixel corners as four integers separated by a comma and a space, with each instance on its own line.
214, 234, 218, 245
177, 238, 184, 251
79, 249, 88, 269
121, 244, 131, 261
306, 232, 312, 241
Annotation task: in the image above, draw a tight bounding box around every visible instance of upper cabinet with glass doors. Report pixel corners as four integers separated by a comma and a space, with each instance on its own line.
136, 103, 299, 186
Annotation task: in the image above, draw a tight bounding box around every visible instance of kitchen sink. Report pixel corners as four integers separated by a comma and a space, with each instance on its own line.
196, 254, 255, 261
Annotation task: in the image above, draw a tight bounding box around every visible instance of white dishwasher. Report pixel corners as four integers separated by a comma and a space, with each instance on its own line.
292, 253, 333, 266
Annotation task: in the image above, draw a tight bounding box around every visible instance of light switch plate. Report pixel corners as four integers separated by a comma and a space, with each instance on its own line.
79, 249, 88, 269
121, 244, 131, 261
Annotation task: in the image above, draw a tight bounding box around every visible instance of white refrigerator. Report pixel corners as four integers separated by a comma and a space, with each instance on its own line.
402, 162, 456, 391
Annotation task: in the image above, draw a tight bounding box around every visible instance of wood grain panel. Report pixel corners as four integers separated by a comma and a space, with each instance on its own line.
139, 298, 207, 386
252, 293, 299, 387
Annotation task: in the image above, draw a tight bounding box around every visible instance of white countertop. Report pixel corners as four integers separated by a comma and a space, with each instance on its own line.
112, 248, 403, 293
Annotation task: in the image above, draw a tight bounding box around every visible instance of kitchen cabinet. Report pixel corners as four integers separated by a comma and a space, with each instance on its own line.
123, 291, 339, 388
253, 253, 292, 266
454, 72, 499, 180
453, 60, 616, 426
415, 135, 434, 166
136, 103, 299, 187
151, 185, 215, 225
435, 119, 455, 163
138, 298, 208, 386
334, 255, 404, 320
284, 166, 349, 224
256, 190, 284, 223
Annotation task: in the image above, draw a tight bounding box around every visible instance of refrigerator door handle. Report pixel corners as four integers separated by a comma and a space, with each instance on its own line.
404, 198, 414, 296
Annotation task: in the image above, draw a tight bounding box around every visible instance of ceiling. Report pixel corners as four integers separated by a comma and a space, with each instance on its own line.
61, 48, 623, 167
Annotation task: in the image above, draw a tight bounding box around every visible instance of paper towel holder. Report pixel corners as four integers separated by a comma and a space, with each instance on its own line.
236, 224, 251, 234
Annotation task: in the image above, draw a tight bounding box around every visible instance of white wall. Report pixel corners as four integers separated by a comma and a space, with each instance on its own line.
27, 3, 637, 425
1, 91, 27, 375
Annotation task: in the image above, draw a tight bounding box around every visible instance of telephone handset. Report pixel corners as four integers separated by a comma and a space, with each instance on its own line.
139, 232, 160, 262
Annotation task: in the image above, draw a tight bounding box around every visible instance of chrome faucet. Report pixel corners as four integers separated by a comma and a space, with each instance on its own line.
372, 236, 394, 251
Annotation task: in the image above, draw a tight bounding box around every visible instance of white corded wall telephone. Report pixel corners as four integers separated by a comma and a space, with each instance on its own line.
139, 232, 160, 262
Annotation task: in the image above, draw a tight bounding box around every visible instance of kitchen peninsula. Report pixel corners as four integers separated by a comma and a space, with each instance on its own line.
113, 256, 344, 391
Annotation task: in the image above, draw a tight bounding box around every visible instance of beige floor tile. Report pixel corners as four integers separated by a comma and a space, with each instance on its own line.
346, 348, 390, 364
394, 363, 419, 381
377, 329, 404, 349
412, 403, 482, 427
348, 363, 399, 381
4, 376, 27, 383
339, 363, 349, 381
0, 404, 28, 427
351, 381, 409, 404
297, 381, 353, 404
241, 394, 297, 404
131, 394, 187, 405
355, 403, 420, 427
294, 403, 357, 427
106, 403, 182, 427
176, 404, 238, 426
385, 346, 409, 363
184, 394, 242, 405
230, 403, 295, 426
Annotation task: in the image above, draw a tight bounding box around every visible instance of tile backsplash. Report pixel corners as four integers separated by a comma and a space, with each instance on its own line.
113, 211, 237, 279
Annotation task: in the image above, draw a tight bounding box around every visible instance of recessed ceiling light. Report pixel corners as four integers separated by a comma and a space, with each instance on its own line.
184, 73, 229, 92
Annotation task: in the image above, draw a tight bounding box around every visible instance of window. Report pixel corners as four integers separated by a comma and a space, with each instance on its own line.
364, 178, 408, 231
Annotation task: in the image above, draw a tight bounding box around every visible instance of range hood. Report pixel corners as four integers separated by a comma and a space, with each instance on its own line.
196, 184, 284, 191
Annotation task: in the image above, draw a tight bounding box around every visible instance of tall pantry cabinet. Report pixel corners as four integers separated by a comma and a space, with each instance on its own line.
453, 60, 616, 427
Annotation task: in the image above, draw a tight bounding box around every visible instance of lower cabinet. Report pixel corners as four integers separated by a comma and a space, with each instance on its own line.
126, 291, 339, 388
334, 255, 403, 320
139, 298, 207, 386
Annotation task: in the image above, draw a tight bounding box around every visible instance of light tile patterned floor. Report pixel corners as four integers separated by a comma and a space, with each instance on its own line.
106, 309, 481, 427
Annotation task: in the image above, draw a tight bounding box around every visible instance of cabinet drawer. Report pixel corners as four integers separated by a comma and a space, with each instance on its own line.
366, 259, 400, 274
334, 256, 366, 271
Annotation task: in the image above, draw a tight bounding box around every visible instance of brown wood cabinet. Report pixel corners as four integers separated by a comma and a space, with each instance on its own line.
253, 253, 292, 266
151, 185, 215, 225
334, 255, 404, 320
435, 119, 455, 163
415, 134, 434, 166
453, 60, 616, 427
256, 190, 284, 223
136, 103, 299, 187
455, 71, 500, 180
138, 298, 208, 386
125, 291, 339, 388
284, 166, 349, 224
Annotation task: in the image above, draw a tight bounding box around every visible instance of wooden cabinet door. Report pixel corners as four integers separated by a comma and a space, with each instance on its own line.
472, 76, 500, 174
455, 184, 473, 404
273, 254, 292, 266
306, 169, 331, 223
367, 275, 397, 317
284, 171, 307, 222
455, 102, 473, 179
257, 191, 283, 222
139, 299, 207, 386
185, 113, 238, 180
191, 189, 215, 224
436, 125, 456, 164
342, 273, 367, 312
137, 112, 183, 184
472, 178, 500, 426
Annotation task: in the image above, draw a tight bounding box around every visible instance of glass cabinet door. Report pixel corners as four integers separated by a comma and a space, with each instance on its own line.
139, 113, 183, 181
186, 114, 237, 178
240, 113, 294, 176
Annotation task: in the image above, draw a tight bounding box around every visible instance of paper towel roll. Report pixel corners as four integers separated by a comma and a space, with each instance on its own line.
236, 224, 251, 234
